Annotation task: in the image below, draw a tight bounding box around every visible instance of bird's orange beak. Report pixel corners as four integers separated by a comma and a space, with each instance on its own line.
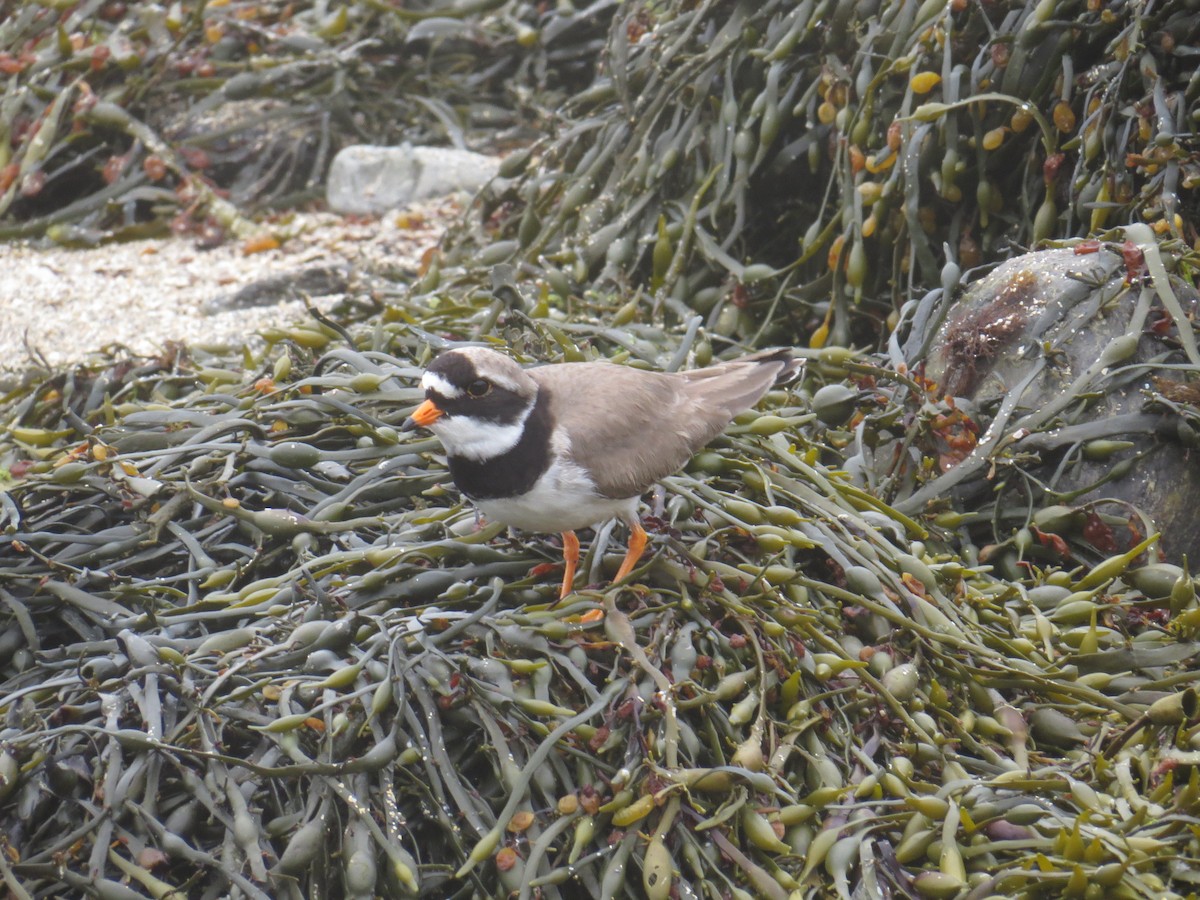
402, 398, 443, 431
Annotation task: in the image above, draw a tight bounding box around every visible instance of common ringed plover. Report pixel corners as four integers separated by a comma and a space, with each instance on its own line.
402, 346, 801, 598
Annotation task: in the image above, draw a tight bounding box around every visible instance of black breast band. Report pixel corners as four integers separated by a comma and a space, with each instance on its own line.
447, 389, 554, 500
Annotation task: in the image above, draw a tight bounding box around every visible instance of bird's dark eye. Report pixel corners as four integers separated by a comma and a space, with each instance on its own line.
466, 379, 491, 397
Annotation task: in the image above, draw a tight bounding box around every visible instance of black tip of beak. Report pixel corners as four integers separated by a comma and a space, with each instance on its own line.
400, 416, 419, 433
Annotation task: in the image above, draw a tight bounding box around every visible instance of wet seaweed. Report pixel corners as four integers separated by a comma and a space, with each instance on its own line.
0, 0, 616, 242
4, 0, 1200, 897
2, 271, 1200, 896
454, 0, 1200, 348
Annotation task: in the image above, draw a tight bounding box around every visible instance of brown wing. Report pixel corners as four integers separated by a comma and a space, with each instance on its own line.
532, 351, 794, 499
676, 348, 799, 413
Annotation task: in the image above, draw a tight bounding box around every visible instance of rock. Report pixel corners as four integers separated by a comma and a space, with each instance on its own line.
204, 264, 352, 313
326, 144, 500, 215
903, 245, 1200, 562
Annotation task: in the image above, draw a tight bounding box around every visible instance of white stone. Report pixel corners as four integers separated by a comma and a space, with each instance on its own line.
326, 144, 501, 215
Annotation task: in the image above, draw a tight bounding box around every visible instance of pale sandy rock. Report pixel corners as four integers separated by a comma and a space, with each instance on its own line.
326, 144, 500, 215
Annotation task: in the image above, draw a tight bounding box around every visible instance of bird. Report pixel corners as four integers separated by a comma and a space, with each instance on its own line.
401, 346, 802, 599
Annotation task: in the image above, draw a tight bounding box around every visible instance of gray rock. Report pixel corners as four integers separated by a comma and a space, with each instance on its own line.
205, 264, 352, 313
906, 246, 1200, 562
326, 144, 500, 215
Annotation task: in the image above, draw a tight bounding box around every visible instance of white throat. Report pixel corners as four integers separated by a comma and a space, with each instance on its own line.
431, 405, 533, 461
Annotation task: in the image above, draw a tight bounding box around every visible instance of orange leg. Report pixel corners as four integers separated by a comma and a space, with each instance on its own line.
559, 530, 580, 600
613, 520, 648, 585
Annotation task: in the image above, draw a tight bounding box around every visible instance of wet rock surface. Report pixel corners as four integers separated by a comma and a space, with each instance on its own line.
918, 246, 1200, 562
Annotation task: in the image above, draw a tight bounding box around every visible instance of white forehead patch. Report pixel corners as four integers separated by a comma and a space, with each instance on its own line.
422, 372, 463, 399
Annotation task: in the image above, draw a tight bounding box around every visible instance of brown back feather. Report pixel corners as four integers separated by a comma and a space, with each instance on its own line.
533, 350, 796, 499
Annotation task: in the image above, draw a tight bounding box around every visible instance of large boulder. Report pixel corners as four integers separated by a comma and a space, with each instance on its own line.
904, 241, 1200, 563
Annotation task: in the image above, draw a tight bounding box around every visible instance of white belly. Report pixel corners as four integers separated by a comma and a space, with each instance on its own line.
473, 458, 640, 533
